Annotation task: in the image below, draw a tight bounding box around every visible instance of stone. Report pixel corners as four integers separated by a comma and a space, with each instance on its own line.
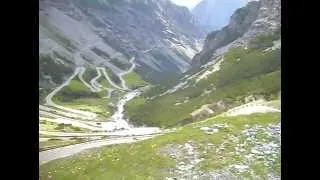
200, 127, 211, 131
230, 164, 249, 173
251, 149, 262, 154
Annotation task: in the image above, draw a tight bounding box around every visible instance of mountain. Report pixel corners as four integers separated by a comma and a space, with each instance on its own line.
39, 0, 205, 88
192, 0, 281, 66
39, 0, 281, 179
124, 0, 281, 128
192, 0, 248, 31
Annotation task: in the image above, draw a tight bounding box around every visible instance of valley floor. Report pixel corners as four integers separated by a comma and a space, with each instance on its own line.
39, 72, 281, 179
39, 55, 156, 153
39, 35, 281, 179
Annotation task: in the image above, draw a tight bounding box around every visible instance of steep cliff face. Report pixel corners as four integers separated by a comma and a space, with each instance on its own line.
39, 0, 205, 88
192, 0, 281, 66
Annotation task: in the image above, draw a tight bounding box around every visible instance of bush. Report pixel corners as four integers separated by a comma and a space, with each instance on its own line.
71, 127, 81, 131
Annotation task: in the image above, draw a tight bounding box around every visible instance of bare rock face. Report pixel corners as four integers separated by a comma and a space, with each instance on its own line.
39, 0, 205, 87
235, 0, 281, 45
192, 0, 281, 67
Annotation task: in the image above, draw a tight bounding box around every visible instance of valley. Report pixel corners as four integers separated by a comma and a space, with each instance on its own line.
39, 0, 281, 179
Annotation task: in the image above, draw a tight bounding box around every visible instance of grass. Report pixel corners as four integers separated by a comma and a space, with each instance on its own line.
53, 78, 99, 101
53, 77, 114, 119
39, 119, 90, 133
40, 112, 280, 179
266, 100, 281, 110
125, 46, 281, 128
58, 98, 112, 119
123, 71, 149, 89
126, 71, 280, 128
98, 78, 112, 89
51, 72, 130, 120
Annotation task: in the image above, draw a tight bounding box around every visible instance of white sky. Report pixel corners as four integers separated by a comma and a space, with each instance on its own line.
170, 0, 256, 10
170, 0, 204, 10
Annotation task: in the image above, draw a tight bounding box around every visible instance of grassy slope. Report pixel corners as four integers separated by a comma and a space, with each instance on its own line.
123, 71, 149, 89
52, 76, 113, 119
126, 45, 281, 128
40, 112, 280, 179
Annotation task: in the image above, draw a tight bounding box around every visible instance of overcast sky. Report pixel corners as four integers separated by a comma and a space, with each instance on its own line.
170, 0, 203, 9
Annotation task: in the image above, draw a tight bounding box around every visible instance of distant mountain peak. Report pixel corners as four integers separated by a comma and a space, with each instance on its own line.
192, 0, 249, 31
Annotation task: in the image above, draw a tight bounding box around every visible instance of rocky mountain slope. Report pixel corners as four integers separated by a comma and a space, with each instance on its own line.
39, 0, 205, 88
124, 0, 281, 128
192, 0, 248, 31
39, 1, 281, 179
192, 0, 281, 66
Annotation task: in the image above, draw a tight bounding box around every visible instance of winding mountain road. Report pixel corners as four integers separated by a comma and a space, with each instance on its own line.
39, 134, 163, 165
44, 67, 97, 120
224, 100, 281, 117
98, 67, 125, 90
118, 57, 136, 90
39, 127, 163, 137
39, 112, 103, 131
40, 51, 161, 165
78, 67, 97, 92
39, 105, 94, 120
89, 68, 103, 92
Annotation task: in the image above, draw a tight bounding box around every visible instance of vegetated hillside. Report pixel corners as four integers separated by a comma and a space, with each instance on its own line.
51, 76, 114, 119
40, 112, 280, 179
125, 33, 281, 128
39, 0, 205, 89
192, 0, 281, 67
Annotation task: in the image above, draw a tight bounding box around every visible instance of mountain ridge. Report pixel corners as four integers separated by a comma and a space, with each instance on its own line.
192, 0, 280, 67
39, 0, 205, 88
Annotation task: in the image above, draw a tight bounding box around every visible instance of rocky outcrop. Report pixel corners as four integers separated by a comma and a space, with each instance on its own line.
39, 0, 205, 88
192, 0, 281, 67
